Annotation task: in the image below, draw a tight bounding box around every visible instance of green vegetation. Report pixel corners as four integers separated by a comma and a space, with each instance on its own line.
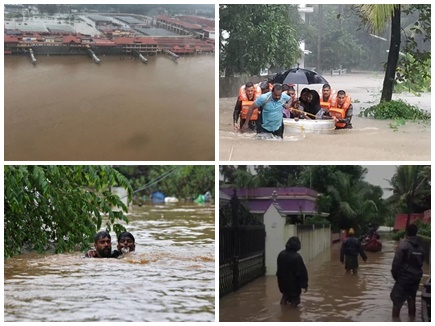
392, 220, 431, 240
395, 56, 431, 93
114, 166, 215, 200
220, 165, 430, 234
4, 165, 215, 259
358, 99, 431, 121
4, 166, 132, 259
219, 5, 303, 76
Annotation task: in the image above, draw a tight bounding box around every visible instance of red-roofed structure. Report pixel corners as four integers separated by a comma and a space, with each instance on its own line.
4, 35, 19, 43
177, 15, 215, 28
62, 35, 81, 44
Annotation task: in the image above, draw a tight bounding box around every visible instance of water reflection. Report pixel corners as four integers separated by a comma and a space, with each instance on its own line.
220, 240, 429, 322
4, 204, 215, 322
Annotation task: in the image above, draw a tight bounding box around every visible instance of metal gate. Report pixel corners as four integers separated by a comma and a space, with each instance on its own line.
219, 190, 266, 297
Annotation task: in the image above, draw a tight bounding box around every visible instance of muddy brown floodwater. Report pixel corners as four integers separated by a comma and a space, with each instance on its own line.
219, 73, 430, 161
5, 55, 215, 161
4, 204, 215, 322
220, 240, 430, 322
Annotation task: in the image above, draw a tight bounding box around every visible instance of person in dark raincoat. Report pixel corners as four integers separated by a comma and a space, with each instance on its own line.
390, 224, 425, 319
340, 228, 367, 274
276, 236, 308, 307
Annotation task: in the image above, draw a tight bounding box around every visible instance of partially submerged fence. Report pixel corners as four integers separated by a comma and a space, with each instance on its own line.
219, 191, 266, 297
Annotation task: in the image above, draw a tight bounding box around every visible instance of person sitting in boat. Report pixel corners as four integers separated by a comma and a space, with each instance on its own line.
340, 228, 367, 274
287, 88, 310, 119
241, 83, 291, 138
330, 90, 353, 129
233, 81, 261, 132
282, 85, 298, 118
305, 90, 322, 119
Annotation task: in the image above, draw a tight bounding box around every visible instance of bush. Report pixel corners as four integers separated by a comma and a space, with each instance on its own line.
303, 215, 330, 226
391, 220, 430, 240
359, 99, 431, 121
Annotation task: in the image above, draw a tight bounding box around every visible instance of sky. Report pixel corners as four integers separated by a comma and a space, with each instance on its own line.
362, 165, 396, 198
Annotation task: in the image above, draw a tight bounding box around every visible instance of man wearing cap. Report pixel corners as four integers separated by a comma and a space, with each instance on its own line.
340, 228, 367, 274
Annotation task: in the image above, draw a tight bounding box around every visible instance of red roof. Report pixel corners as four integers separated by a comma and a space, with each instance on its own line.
92, 38, 116, 46
4, 35, 19, 43
62, 35, 81, 44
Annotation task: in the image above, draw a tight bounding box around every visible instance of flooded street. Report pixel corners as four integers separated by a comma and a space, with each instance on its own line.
220, 240, 430, 322
5, 55, 214, 161
219, 73, 431, 161
4, 204, 215, 322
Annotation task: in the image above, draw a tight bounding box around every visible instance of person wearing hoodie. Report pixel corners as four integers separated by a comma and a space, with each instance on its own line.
390, 224, 425, 319
276, 236, 308, 307
340, 228, 367, 274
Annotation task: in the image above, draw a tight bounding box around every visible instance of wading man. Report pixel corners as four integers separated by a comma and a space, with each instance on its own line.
390, 224, 425, 320
340, 228, 367, 274
276, 236, 308, 307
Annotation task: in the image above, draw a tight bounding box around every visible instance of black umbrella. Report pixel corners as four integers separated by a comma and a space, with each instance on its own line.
271, 67, 329, 86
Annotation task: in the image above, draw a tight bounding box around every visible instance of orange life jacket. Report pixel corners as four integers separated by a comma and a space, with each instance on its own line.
320, 91, 336, 109
241, 101, 259, 120
330, 95, 352, 128
239, 84, 261, 121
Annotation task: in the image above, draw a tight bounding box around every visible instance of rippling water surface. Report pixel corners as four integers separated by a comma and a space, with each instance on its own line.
4, 204, 215, 322
220, 240, 430, 322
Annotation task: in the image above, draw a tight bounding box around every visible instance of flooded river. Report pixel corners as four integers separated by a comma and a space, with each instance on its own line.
220, 240, 430, 322
5, 55, 215, 161
4, 204, 215, 322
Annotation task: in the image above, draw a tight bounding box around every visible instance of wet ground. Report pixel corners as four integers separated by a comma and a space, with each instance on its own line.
4, 204, 215, 322
220, 73, 430, 161
220, 240, 430, 322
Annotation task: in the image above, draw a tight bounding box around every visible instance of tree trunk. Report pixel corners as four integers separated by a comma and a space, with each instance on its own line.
381, 5, 401, 102
405, 198, 413, 228
317, 5, 323, 73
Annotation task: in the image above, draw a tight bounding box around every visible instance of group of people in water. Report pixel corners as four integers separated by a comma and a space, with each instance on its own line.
85, 231, 136, 258
276, 224, 425, 320
233, 80, 353, 138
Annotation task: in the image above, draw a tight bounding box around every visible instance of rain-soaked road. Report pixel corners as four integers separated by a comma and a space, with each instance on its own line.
220, 240, 430, 322
4, 204, 215, 322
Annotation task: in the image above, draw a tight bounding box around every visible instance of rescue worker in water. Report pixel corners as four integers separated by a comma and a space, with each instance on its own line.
340, 228, 367, 274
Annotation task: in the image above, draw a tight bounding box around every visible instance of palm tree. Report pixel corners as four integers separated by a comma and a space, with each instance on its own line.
326, 171, 378, 230
358, 4, 401, 102
386, 165, 430, 228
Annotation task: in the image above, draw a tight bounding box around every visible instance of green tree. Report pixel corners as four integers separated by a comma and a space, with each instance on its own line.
386, 165, 431, 228
320, 171, 379, 232
358, 4, 401, 102
254, 165, 304, 187
396, 5, 431, 92
4, 166, 132, 259
115, 165, 215, 200
220, 4, 302, 76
